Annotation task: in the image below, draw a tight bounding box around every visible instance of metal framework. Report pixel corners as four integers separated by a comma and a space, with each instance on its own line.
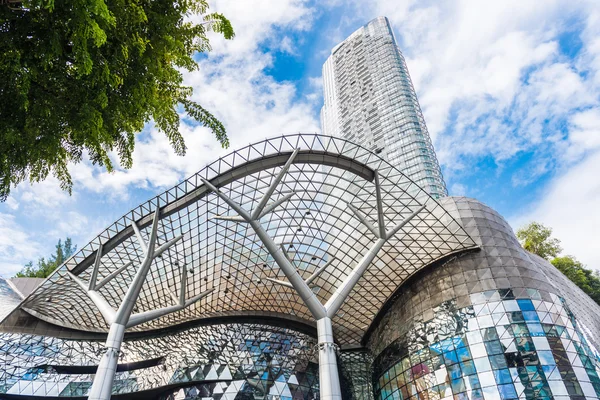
65, 209, 213, 399
200, 149, 425, 400
5, 134, 477, 399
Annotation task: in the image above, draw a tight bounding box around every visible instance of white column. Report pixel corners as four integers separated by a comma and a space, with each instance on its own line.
201, 168, 426, 400
317, 317, 342, 400
88, 323, 126, 400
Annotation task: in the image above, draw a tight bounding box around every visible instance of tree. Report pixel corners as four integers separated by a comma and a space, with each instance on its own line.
0, 0, 234, 201
516, 222, 562, 260
551, 256, 600, 306
15, 237, 77, 278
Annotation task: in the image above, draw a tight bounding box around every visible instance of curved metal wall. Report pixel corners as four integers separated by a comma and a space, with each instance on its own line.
367, 197, 600, 400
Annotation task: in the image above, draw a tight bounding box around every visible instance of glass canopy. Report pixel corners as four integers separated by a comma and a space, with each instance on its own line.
11, 134, 477, 346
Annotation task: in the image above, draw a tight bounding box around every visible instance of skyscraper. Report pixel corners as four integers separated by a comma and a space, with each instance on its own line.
321, 16, 447, 198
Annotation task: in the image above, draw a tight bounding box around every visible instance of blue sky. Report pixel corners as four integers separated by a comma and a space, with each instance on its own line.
1, 0, 600, 276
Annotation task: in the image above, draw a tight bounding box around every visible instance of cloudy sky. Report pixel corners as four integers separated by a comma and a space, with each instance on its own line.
1, 0, 599, 276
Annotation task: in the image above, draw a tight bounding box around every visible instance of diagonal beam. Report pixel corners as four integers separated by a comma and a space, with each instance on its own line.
167, 288, 180, 306
153, 235, 184, 259
94, 261, 133, 291
257, 192, 295, 219
374, 171, 387, 239
347, 203, 380, 238
210, 215, 246, 223
114, 208, 161, 325
131, 221, 148, 254
251, 148, 299, 220
201, 178, 251, 221
385, 204, 426, 239
249, 219, 326, 319
280, 244, 294, 262
88, 243, 103, 291
67, 272, 116, 324
264, 277, 293, 289
126, 288, 213, 328
179, 264, 188, 306
324, 204, 426, 317
304, 258, 333, 286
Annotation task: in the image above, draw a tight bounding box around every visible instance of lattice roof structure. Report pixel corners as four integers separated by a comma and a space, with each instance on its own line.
6, 134, 477, 346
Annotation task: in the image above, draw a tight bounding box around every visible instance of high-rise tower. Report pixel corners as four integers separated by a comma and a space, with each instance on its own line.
321, 16, 447, 198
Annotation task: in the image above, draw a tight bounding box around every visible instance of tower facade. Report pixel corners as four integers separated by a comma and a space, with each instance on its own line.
321, 16, 447, 198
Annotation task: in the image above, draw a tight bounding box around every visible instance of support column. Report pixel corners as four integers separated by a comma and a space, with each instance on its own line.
317, 317, 342, 400
88, 323, 126, 400
201, 165, 425, 400
67, 207, 211, 400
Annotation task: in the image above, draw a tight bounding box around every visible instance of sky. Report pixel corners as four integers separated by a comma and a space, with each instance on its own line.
1, 0, 600, 277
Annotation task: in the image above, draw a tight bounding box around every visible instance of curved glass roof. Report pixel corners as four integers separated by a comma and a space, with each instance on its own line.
11, 134, 477, 345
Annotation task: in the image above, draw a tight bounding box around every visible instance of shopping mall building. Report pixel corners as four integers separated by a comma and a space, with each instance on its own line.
1, 17, 600, 400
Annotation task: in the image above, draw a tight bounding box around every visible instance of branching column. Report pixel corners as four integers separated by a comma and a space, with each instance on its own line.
68, 208, 212, 400
202, 149, 425, 400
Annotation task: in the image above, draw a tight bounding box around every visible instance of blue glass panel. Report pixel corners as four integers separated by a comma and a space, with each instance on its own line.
466, 373, 481, 389
448, 363, 462, 380
537, 351, 555, 365
484, 340, 504, 355
494, 369, 513, 385
508, 312, 524, 323
451, 377, 466, 393
517, 299, 535, 311
511, 323, 529, 337
461, 360, 477, 376
456, 346, 471, 362
489, 354, 508, 370
443, 350, 458, 366
522, 311, 539, 322
470, 388, 485, 400
527, 323, 545, 337
498, 383, 518, 400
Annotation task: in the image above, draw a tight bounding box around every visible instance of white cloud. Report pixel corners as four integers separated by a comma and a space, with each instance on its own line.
0, 214, 42, 277
567, 107, 600, 159
512, 150, 600, 268
336, 0, 600, 268
450, 183, 467, 196
59, 0, 319, 197
4, 197, 18, 211
17, 177, 75, 209
0, 0, 319, 272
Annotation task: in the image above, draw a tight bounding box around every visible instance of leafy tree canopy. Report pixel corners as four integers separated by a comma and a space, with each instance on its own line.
551, 255, 600, 306
516, 221, 562, 260
1, 0, 234, 201
15, 237, 76, 278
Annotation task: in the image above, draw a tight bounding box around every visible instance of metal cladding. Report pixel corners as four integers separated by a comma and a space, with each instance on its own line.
2, 134, 476, 346
368, 197, 600, 400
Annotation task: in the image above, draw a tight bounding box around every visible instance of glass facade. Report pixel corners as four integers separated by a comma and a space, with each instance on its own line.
372, 289, 600, 400
367, 197, 600, 400
321, 17, 447, 199
0, 307, 320, 398
1, 139, 599, 400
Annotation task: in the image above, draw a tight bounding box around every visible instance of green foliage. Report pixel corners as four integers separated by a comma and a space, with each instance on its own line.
15, 238, 77, 278
517, 222, 600, 306
0, 0, 234, 200
516, 221, 562, 260
551, 256, 600, 306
